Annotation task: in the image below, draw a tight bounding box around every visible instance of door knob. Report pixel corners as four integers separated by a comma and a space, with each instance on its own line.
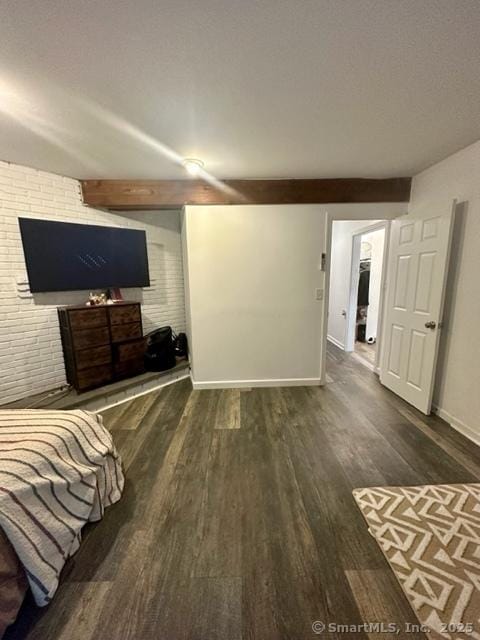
425, 321, 437, 329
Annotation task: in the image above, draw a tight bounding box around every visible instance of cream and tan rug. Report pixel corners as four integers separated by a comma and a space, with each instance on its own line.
353, 484, 480, 639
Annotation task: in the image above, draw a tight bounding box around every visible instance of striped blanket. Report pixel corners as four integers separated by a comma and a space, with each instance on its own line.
0, 409, 124, 606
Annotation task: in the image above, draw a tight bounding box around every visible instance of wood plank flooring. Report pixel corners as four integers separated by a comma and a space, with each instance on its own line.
5, 344, 480, 640
354, 340, 376, 367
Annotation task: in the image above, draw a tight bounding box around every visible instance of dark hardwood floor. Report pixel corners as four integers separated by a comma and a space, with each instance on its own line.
6, 344, 480, 639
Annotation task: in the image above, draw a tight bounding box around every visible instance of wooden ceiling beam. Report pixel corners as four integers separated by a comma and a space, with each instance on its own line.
81, 177, 411, 210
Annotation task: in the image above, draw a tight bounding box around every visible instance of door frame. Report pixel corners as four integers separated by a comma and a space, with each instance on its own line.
320, 214, 332, 385
345, 221, 390, 373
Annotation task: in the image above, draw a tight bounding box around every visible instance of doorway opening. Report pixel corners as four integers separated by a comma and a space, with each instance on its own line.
322, 203, 456, 416
350, 225, 387, 370
326, 220, 389, 373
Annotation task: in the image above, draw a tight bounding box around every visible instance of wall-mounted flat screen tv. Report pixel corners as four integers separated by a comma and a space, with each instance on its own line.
19, 217, 150, 293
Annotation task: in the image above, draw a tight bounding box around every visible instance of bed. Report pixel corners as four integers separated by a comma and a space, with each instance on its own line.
0, 409, 124, 637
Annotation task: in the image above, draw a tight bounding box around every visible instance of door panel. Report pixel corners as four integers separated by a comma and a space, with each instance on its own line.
380, 205, 455, 414
414, 252, 435, 313
394, 255, 411, 309
388, 324, 404, 377
406, 330, 426, 388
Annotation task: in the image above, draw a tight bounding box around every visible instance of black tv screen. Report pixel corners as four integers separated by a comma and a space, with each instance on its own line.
19, 218, 150, 293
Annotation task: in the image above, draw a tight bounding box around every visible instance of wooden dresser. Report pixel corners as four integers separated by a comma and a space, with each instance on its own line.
57, 302, 145, 392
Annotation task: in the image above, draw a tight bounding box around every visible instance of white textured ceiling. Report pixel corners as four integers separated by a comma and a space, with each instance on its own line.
0, 0, 479, 180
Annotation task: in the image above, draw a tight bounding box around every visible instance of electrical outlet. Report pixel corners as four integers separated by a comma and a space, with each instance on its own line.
315, 288, 324, 301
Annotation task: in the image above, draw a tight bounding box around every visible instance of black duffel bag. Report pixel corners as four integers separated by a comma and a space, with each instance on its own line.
144, 326, 176, 371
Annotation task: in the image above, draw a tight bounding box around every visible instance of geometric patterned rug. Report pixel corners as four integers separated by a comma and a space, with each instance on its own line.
353, 484, 480, 639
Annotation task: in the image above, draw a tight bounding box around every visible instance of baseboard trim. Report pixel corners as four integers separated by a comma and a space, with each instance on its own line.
327, 335, 345, 350
432, 405, 480, 447
191, 377, 322, 390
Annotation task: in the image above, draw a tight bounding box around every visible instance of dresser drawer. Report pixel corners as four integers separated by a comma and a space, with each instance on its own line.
72, 327, 110, 350
76, 345, 111, 371
115, 338, 146, 362
109, 305, 141, 325
111, 322, 142, 343
77, 365, 112, 391
114, 357, 145, 378
69, 307, 107, 330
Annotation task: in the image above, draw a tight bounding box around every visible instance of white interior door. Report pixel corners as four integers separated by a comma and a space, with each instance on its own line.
380, 203, 455, 414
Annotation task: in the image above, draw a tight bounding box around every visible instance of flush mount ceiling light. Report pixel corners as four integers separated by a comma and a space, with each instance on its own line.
182, 158, 204, 176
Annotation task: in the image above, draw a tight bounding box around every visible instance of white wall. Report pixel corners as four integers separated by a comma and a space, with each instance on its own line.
363, 227, 385, 342
0, 160, 186, 404
327, 220, 376, 349
326, 203, 406, 220
183, 204, 327, 387
408, 139, 480, 440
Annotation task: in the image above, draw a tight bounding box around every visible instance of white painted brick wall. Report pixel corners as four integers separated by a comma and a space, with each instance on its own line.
0, 160, 186, 404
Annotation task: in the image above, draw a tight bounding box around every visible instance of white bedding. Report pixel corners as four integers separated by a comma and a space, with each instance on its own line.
0, 409, 124, 605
